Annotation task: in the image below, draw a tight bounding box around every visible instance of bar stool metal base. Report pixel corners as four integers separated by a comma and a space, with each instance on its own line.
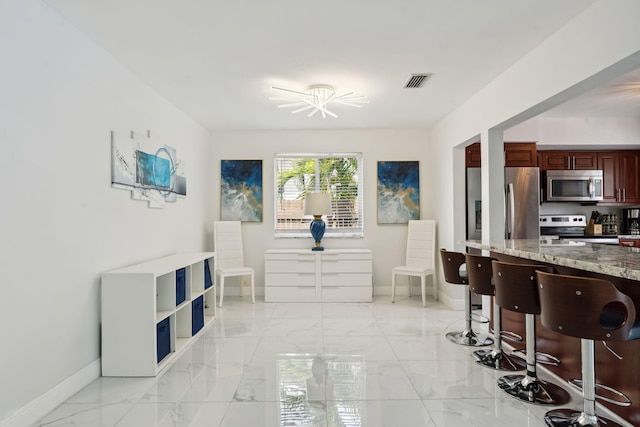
497, 374, 571, 405
473, 348, 527, 371
544, 408, 624, 427
446, 329, 493, 347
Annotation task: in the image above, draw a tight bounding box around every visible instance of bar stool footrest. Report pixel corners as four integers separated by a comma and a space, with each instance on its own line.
471, 312, 489, 324
473, 349, 527, 371
512, 349, 561, 366
568, 379, 632, 407
497, 374, 571, 405
499, 330, 523, 343
446, 330, 493, 347
544, 408, 625, 427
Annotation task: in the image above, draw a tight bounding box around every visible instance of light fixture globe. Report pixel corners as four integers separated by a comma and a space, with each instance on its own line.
304, 193, 332, 251
270, 84, 368, 119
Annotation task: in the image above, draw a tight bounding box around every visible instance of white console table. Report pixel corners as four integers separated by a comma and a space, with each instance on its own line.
264, 249, 372, 302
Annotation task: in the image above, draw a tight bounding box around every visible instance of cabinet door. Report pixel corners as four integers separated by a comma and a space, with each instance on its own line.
467, 142, 537, 167
465, 143, 481, 168
572, 152, 598, 170
598, 151, 620, 203
541, 151, 570, 170
541, 151, 597, 170
504, 142, 537, 167
537, 151, 543, 169
619, 151, 640, 203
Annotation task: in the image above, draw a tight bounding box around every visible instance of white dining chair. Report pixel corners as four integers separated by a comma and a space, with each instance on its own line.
213, 221, 255, 307
391, 220, 437, 306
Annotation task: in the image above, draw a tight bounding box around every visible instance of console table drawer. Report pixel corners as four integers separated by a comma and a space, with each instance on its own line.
265, 259, 315, 274
265, 273, 316, 286
266, 286, 316, 301
265, 252, 315, 262
322, 286, 372, 302
321, 273, 371, 286
321, 260, 371, 274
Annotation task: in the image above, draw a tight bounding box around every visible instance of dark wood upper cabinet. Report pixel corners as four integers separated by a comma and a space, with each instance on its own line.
465, 142, 537, 168
619, 151, 640, 203
503, 142, 537, 167
465, 143, 481, 168
539, 151, 597, 171
597, 150, 640, 204
466, 144, 640, 205
598, 151, 619, 203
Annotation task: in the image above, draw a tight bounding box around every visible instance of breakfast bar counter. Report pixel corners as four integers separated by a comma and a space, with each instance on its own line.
465, 239, 640, 281
464, 239, 640, 426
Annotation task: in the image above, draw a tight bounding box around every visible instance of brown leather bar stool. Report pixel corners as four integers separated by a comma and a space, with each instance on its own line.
440, 249, 492, 347
491, 261, 570, 405
465, 253, 526, 371
537, 270, 640, 427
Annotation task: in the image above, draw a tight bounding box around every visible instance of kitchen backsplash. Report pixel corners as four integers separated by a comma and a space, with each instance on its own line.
539, 202, 622, 219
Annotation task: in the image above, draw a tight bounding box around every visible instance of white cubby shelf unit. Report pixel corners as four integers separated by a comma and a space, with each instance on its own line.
101, 252, 216, 377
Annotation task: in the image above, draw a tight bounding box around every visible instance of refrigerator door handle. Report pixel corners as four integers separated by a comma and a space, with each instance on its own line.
506, 183, 515, 238
505, 184, 508, 237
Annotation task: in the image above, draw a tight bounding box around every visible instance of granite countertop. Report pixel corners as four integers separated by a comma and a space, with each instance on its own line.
464, 239, 640, 281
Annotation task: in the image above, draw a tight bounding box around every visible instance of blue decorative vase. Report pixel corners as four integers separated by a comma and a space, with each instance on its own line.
310, 216, 326, 251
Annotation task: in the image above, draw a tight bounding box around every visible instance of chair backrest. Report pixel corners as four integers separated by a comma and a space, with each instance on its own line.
405, 220, 436, 269
213, 221, 246, 269
491, 260, 553, 315
440, 249, 467, 285
465, 253, 495, 296
536, 270, 636, 341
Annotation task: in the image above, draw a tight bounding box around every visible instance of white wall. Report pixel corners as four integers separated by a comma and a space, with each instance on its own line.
537, 117, 640, 147
431, 0, 640, 253
209, 129, 432, 297
507, 116, 640, 147
0, 2, 213, 425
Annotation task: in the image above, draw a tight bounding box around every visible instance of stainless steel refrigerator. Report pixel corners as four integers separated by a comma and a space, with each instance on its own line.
466, 167, 540, 240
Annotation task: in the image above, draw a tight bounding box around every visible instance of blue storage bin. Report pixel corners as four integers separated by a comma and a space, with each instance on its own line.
176, 268, 186, 305
192, 295, 204, 335
156, 317, 171, 363
204, 259, 213, 289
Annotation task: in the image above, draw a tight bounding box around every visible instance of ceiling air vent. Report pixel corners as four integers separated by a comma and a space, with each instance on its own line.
404, 73, 432, 89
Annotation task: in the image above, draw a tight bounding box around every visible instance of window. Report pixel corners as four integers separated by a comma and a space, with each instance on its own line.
274, 153, 363, 238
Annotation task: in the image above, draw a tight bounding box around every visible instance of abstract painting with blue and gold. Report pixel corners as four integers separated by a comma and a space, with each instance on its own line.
221, 159, 263, 222
377, 161, 420, 223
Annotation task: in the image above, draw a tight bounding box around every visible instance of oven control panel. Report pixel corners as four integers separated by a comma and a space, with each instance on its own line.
539, 215, 587, 227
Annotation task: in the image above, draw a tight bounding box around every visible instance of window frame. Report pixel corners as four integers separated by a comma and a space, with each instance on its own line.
273, 152, 364, 238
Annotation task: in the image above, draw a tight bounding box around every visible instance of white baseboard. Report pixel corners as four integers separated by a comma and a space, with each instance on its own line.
1, 359, 101, 427
374, 285, 462, 310
224, 284, 466, 311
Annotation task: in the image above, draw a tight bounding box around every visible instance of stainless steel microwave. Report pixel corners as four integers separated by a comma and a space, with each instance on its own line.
545, 170, 603, 202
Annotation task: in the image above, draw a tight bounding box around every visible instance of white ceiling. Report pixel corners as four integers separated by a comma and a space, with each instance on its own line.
43, 0, 639, 130
538, 67, 640, 118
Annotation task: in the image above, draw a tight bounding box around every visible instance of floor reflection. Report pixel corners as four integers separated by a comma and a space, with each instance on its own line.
278, 354, 365, 426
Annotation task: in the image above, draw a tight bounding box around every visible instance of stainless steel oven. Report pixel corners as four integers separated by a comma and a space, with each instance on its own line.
545, 170, 603, 202
539, 214, 619, 245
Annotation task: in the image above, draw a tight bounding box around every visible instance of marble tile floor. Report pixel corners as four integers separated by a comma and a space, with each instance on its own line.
33, 296, 631, 427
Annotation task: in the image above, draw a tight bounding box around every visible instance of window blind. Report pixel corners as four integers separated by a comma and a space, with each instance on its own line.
274, 153, 364, 238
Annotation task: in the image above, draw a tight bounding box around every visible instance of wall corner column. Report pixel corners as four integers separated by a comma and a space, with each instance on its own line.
481, 129, 505, 241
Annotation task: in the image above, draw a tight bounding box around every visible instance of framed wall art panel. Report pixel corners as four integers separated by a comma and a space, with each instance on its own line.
111, 130, 186, 209
377, 161, 420, 224
221, 159, 263, 222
